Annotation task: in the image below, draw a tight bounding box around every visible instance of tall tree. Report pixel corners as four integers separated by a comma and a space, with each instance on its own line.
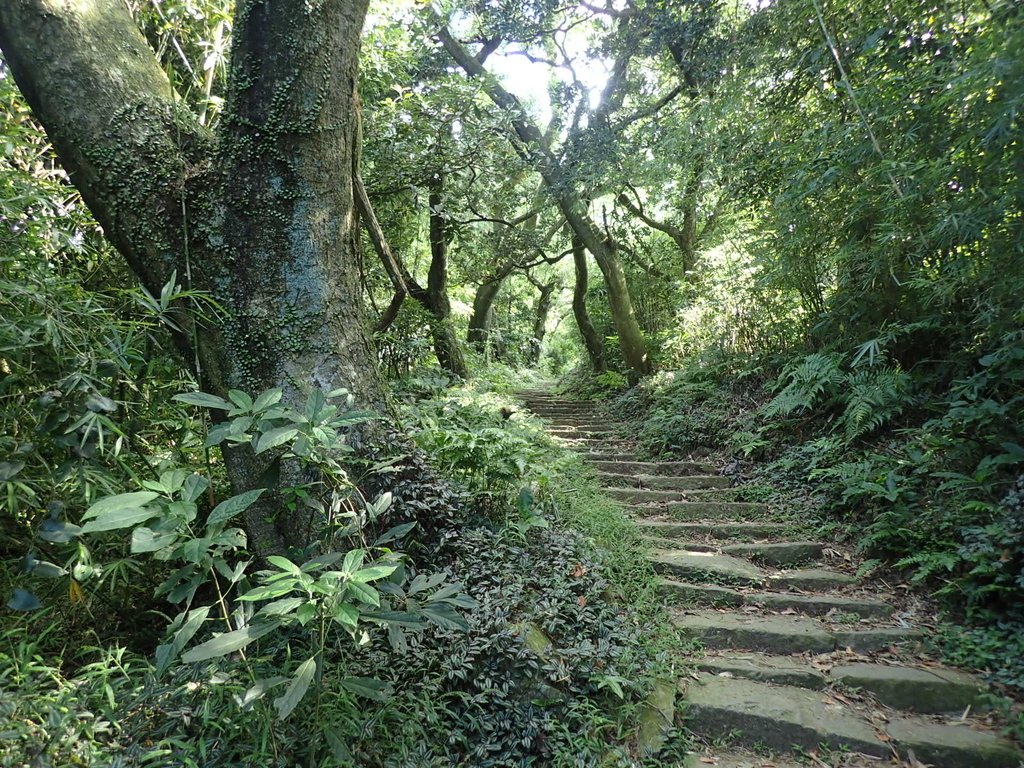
0, 0, 391, 552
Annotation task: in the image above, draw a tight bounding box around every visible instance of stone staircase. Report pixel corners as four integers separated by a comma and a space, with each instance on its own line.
518, 389, 1023, 768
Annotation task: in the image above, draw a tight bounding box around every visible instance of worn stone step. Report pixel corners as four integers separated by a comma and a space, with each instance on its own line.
672, 610, 921, 654
588, 459, 717, 475
699, 653, 827, 689
653, 501, 770, 520
831, 662, 987, 714
768, 568, 857, 590
682, 752, 806, 768
548, 427, 617, 438
608, 487, 705, 504
659, 579, 893, 618
721, 541, 824, 567
684, 675, 1022, 768
674, 610, 835, 654
651, 552, 765, 586
636, 520, 795, 541
597, 473, 733, 491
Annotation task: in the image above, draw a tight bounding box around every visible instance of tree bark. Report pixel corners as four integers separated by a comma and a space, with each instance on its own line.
0, 0, 394, 553
467, 260, 515, 352
572, 236, 606, 374
527, 278, 557, 366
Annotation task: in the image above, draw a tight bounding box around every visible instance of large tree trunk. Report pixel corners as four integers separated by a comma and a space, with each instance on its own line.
0, 0, 397, 553
424, 174, 469, 378
528, 279, 557, 366
572, 236, 606, 373
467, 259, 515, 352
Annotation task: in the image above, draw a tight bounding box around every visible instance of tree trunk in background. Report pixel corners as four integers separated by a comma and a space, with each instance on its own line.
0, 0, 390, 553
572, 236, 606, 373
468, 260, 516, 353
435, 23, 652, 381
528, 279, 556, 366
425, 174, 469, 378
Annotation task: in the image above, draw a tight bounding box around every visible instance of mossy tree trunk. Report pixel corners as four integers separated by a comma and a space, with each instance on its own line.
0, 0, 390, 552
468, 260, 515, 354
572, 236, 607, 373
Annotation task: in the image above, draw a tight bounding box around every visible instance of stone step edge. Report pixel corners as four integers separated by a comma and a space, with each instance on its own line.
659, 578, 892, 617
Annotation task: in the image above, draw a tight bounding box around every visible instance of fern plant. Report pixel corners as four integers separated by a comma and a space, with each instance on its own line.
840, 366, 911, 442
763, 352, 844, 417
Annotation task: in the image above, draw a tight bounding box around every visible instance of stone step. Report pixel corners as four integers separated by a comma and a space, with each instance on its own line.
684, 675, 1021, 768
767, 567, 857, 590
682, 752, 806, 768
607, 487, 713, 504
697, 655, 987, 715
648, 501, 770, 520
831, 662, 988, 714
659, 579, 893, 618
720, 541, 824, 567
597, 473, 733, 491
588, 459, 717, 475
550, 428, 617, 440
636, 520, 795, 541
699, 653, 827, 689
672, 610, 922, 654
651, 552, 765, 586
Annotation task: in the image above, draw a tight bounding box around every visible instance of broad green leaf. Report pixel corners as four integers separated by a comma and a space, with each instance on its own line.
300, 552, 344, 572
181, 473, 209, 503
130, 527, 179, 554
81, 506, 158, 533
258, 597, 306, 617
331, 603, 359, 628
350, 565, 397, 584
421, 603, 469, 631
7, 589, 41, 611
83, 492, 159, 520
173, 391, 233, 411
0, 461, 25, 482
252, 388, 283, 412
340, 676, 390, 701
346, 581, 380, 607
255, 426, 299, 454
157, 606, 211, 676
267, 555, 301, 574
342, 549, 365, 574
374, 521, 416, 546
236, 676, 289, 710
207, 488, 265, 529
180, 620, 279, 663
228, 389, 254, 411
274, 657, 317, 719
30, 560, 66, 578
239, 582, 297, 602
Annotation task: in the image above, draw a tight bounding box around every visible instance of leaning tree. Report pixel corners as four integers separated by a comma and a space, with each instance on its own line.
0, 0, 398, 552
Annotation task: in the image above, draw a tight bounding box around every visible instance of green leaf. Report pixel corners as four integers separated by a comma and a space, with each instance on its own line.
173, 391, 233, 411
300, 552, 344, 572
180, 620, 279, 663
181, 473, 209, 503
131, 527, 180, 554
0, 461, 25, 482
331, 603, 359, 629
239, 581, 297, 602
342, 549, 365, 574
340, 676, 390, 701
83, 492, 159, 520
7, 589, 41, 611
274, 657, 317, 719
258, 597, 306, 617
81, 506, 158, 533
350, 564, 397, 584
267, 555, 301, 574
228, 389, 254, 411
374, 521, 416, 546
207, 488, 265, 529
421, 602, 469, 631
255, 426, 299, 454
346, 581, 380, 607
252, 388, 283, 412
157, 606, 211, 676
236, 677, 289, 710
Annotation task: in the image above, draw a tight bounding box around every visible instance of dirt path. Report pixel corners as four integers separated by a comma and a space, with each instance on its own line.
519, 389, 1022, 768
